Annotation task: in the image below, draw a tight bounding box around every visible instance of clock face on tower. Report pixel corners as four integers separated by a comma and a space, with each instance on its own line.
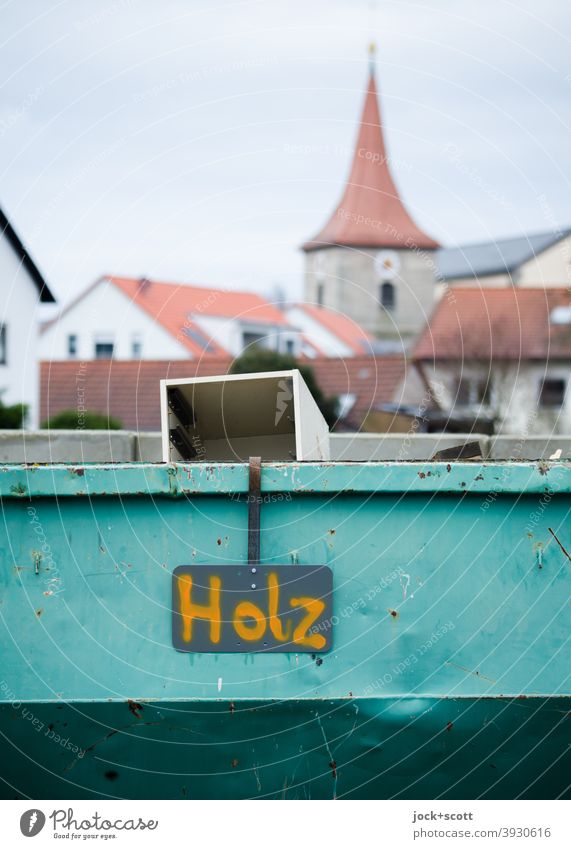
374, 250, 400, 280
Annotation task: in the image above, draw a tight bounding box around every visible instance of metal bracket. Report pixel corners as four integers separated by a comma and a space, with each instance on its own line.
169, 426, 198, 460
248, 456, 261, 566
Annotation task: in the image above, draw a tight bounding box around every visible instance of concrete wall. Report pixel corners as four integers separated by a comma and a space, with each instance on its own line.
0, 430, 136, 463
1, 430, 571, 463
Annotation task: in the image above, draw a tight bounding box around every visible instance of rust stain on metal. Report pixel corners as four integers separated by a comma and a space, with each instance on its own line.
35, 609, 42, 618
127, 699, 144, 718
389, 609, 399, 619
329, 760, 337, 779
446, 721, 454, 731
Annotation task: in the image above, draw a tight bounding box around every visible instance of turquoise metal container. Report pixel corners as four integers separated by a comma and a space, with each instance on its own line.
0, 461, 569, 799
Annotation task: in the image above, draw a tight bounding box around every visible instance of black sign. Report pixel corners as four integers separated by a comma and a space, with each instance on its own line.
172, 564, 333, 653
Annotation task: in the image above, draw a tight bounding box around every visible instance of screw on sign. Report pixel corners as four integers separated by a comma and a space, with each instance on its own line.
20, 810, 46, 837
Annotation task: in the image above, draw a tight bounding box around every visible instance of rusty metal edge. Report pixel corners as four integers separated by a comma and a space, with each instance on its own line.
0, 461, 568, 498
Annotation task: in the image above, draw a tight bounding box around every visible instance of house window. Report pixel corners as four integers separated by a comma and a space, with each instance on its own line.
67, 334, 78, 358
380, 281, 395, 311
285, 338, 295, 355
0, 325, 6, 365
94, 341, 114, 359
539, 378, 566, 408
316, 283, 324, 307
131, 335, 143, 358
455, 377, 491, 406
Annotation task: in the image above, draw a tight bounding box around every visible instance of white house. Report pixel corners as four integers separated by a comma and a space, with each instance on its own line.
413, 287, 571, 435
40, 275, 299, 362
0, 207, 55, 427
40, 275, 374, 364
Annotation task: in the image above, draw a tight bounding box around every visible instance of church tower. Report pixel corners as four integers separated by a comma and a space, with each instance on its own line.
302, 47, 439, 347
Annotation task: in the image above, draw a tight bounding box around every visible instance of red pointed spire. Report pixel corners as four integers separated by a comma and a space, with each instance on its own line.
303, 54, 439, 251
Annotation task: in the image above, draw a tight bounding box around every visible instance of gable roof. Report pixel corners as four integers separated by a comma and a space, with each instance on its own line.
302, 65, 439, 252
414, 287, 571, 361
108, 276, 288, 357
436, 229, 571, 281
0, 206, 55, 302
294, 304, 375, 355
42, 275, 290, 357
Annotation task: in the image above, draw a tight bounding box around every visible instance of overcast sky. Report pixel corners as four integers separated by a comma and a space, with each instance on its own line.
1, 0, 570, 307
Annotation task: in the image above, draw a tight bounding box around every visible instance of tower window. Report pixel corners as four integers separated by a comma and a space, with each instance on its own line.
380, 281, 395, 311
67, 334, 77, 358
316, 283, 324, 307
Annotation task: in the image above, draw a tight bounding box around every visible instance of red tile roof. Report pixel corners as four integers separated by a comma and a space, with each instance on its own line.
110, 276, 288, 325
40, 355, 406, 431
303, 69, 439, 251
40, 358, 233, 431
415, 287, 571, 361
109, 276, 288, 356
295, 304, 375, 355
311, 355, 407, 429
